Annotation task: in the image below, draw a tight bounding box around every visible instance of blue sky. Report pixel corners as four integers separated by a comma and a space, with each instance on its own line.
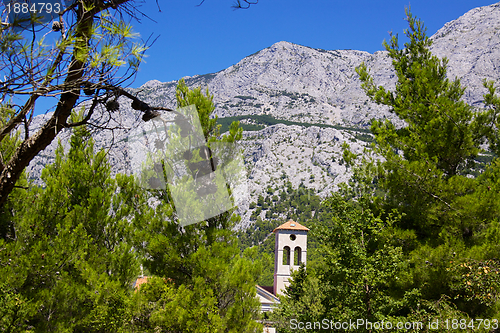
128, 0, 496, 87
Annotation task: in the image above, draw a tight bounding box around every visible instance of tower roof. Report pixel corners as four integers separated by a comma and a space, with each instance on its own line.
273, 219, 309, 233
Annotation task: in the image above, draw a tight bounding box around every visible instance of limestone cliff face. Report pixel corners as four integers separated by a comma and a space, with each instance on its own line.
135, 42, 393, 127
135, 3, 500, 126
26, 2, 500, 228
430, 2, 500, 105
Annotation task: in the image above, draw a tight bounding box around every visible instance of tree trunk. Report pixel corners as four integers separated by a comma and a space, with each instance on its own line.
0, 7, 93, 207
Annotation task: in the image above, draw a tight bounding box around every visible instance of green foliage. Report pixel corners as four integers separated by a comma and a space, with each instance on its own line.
336, 7, 500, 323
448, 259, 500, 316
176, 78, 218, 141
239, 183, 321, 245
149, 276, 225, 332
357, 12, 484, 176
355, 9, 500, 241
128, 81, 262, 332
273, 195, 409, 332
0, 82, 257, 331
175, 78, 244, 144
341, 142, 358, 168
0, 123, 141, 331
271, 9, 500, 331
216, 114, 371, 133
317, 196, 407, 320
132, 201, 263, 331
482, 80, 500, 156
238, 217, 275, 248
130, 246, 263, 332
272, 265, 325, 332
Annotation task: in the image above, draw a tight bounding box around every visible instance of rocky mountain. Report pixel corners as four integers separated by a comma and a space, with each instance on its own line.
26, 2, 500, 228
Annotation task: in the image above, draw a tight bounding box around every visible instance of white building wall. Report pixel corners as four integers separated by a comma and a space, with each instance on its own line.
273, 229, 308, 296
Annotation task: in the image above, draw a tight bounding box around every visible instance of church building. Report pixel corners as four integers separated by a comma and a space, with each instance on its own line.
256, 219, 309, 332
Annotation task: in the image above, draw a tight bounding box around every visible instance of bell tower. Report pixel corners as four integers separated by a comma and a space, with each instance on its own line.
273, 219, 309, 296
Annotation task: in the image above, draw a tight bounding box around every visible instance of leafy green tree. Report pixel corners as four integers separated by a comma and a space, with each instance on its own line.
355, 9, 500, 238
272, 265, 325, 333
0, 104, 34, 331
354, 8, 500, 320
483, 80, 500, 156
272, 10, 500, 328
273, 195, 414, 333
0, 116, 142, 331
129, 81, 262, 332
357, 9, 484, 176
257, 195, 265, 206
129, 249, 263, 333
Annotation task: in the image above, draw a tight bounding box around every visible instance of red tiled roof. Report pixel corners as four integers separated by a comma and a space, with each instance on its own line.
273, 219, 309, 232
133, 276, 149, 290
133, 276, 173, 291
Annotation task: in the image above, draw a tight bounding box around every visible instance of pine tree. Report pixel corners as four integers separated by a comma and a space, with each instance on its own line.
274, 9, 500, 329
129, 81, 263, 332
356, 9, 500, 238
354, 8, 500, 319
0, 118, 142, 331
272, 265, 325, 333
